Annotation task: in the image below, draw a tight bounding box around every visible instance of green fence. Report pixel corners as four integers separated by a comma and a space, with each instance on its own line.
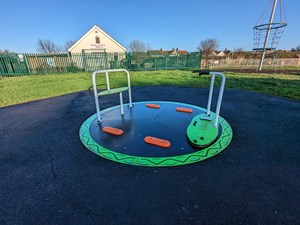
0, 52, 201, 76
0, 53, 29, 75
126, 52, 201, 70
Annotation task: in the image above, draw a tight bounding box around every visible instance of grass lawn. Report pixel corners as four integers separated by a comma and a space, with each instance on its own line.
0, 70, 299, 107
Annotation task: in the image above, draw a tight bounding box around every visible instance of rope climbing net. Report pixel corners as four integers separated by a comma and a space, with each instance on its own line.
253, 22, 287, 51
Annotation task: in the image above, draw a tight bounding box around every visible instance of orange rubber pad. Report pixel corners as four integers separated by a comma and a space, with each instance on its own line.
144, 136, 171, 148
146, 103, 160, 109
176, 107, 193, 113
103, 126, 124, 136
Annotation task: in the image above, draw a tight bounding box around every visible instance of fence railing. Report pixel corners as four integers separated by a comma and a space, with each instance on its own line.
0, 52, 201, 76
201, 57, 300, 70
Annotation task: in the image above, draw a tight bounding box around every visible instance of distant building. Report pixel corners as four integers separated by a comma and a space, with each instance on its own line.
147, 48, 188, 57
68, 25, 126, 54
209, 50, 232, 58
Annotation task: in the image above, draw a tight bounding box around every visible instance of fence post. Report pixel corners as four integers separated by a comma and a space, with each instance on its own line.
105, 51, 109, 69
126, 52, 130, 70
82, 51, 87, 72
186, 54, 189, 68
23, 54, 32, 74
154, 53, 157, 71
165, 55, 167, 70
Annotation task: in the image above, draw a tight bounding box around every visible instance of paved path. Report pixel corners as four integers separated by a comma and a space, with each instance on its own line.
1, 86, 299, 225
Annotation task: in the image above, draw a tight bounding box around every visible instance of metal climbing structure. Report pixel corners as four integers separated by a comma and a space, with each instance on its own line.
253, 0, 287, 71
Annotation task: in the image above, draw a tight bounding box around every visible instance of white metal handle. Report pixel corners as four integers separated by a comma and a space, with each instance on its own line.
92, 69, 133, 123
206, 72, 226, 127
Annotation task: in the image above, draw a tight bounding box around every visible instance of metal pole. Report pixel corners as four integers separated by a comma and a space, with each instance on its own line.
105, 71, 110, 90
92, 71, 102, 123
125, 70, 133, 107
206, 74, 215, 116
119, 92, 124, 115
258, 0, 278, 71
213, 72, 226, 127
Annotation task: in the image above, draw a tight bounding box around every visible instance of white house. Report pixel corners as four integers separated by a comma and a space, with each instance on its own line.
68, 25, 126, 54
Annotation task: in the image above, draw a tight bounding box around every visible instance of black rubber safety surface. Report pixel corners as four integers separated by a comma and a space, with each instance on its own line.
1, 86, 300, 225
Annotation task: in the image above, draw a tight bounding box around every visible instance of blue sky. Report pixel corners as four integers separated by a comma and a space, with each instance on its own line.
1, 0, 299, 53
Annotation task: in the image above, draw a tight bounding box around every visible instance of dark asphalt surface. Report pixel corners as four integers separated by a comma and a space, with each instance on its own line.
0, 86, 299, 225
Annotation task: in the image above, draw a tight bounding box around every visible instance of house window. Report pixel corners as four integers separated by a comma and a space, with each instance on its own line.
95, 36, 100, 44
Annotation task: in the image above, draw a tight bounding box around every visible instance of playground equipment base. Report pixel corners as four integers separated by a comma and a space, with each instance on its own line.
79, 101, 233, 167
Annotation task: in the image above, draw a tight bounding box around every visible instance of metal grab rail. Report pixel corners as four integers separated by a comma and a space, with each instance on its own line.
92, 69, 133, 123
205, 72, 226, 127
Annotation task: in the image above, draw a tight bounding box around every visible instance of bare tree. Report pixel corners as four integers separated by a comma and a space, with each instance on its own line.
234, 47, 244, 52
36, 39, 61, 53
129, 40, 151, 66
64, 40, 75, 51
129, 40, 151, 52
0, 49, 12, 53
291, 45, 300, 52
197, 38, 219, 68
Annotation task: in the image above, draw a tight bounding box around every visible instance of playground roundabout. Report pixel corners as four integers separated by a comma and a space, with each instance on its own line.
80, 101, 232, 166
79, 69, 233, 167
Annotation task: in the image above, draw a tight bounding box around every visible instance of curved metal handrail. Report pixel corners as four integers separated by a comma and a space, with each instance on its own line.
92, 69, 133, 123
206, 72, 226, 127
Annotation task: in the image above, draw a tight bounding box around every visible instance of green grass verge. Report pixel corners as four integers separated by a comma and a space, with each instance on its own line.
0, 70, 299, 107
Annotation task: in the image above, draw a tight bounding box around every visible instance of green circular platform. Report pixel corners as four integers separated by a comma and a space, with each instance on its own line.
79, 101, 233, 167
